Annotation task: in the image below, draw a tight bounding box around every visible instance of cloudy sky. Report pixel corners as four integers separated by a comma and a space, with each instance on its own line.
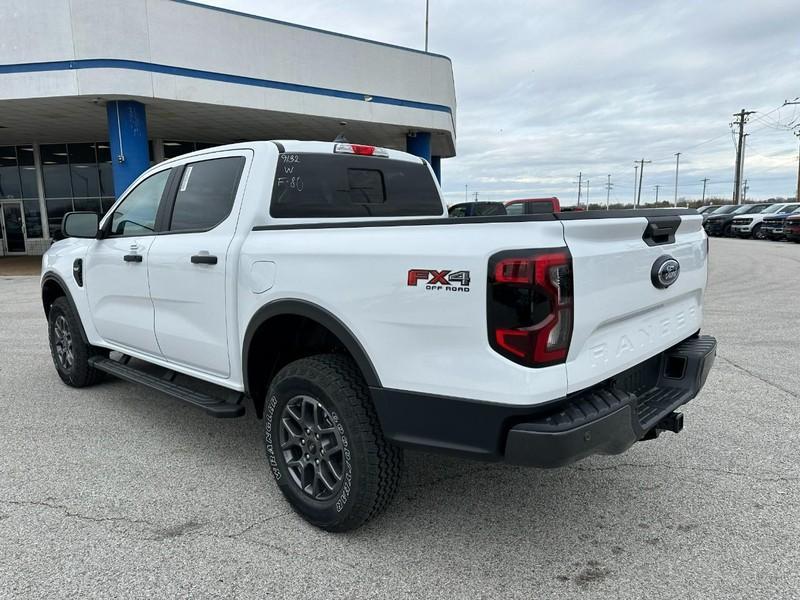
199, 0, 800, 206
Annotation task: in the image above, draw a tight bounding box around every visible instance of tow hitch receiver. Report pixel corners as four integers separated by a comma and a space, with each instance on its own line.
658, 411, 684, 434
642, 411, 684, 441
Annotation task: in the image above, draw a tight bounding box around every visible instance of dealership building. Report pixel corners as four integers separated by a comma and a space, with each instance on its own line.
0, 0, 456, 255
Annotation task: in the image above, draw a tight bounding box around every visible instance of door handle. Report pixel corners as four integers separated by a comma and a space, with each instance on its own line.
123, 254, 143, 263
191, 254, 218, 265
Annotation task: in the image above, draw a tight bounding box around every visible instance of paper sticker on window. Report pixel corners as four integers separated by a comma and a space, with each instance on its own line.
179, 165, 193, 192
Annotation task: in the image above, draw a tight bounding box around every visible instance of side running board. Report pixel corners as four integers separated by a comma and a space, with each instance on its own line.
88, 356, 245, 418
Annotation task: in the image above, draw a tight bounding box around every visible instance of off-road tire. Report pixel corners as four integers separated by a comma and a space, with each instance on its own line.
47, 297, 105, 387
264, 354, 403, 532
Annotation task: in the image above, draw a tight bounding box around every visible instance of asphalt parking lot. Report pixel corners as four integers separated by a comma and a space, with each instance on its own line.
0, 238, 798, 599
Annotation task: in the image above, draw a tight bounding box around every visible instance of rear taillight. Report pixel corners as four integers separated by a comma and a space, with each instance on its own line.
487, 249, 573, 367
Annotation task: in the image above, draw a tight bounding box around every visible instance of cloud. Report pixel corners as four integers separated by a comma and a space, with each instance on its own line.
200, 0, 800, 204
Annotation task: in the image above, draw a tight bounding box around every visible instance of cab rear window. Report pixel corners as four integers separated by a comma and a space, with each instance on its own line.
270, 153, 443, 218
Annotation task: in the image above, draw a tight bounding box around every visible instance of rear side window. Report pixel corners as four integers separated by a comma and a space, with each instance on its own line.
526, 202, 554, 214
169, 157, 245, 232
270, 153, 443, 218
505, 203, 524, 215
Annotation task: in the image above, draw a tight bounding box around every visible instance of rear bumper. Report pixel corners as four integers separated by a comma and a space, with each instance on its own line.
371, 334, 716, 467
505, 335, 716, 467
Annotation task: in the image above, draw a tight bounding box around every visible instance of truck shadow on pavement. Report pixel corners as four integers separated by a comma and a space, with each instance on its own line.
89, 376, 709, 585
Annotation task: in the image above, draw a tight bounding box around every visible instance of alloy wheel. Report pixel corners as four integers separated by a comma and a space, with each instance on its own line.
279, 395, 345, 501
53, 315, 74, 371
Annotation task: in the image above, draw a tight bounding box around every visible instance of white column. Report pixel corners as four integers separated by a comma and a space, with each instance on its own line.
32, 143, 50, 240
153, 139, 165, 163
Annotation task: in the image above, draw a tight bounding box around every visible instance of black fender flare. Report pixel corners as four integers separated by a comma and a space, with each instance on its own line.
241, 299, 382, 397
41, 271, 90, 345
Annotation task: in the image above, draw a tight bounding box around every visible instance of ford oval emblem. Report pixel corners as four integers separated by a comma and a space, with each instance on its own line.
651, 256, 680, 289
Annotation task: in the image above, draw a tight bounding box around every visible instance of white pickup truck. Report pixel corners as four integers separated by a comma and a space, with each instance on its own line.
41, 141, 716, 531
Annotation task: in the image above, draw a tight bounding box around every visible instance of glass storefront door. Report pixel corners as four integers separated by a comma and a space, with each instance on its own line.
1, 203, 26, 253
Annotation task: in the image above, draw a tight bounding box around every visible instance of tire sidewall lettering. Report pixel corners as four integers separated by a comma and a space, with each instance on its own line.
264, 394, 282, 481
330, 411, 353, 513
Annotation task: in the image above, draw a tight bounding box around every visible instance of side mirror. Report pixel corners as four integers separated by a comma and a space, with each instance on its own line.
62, 211, 99, 239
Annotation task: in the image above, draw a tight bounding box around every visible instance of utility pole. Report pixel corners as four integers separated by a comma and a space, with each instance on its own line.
633, 164, 638, 207
576, 171, 582, 207
732, 108, 755, 204
585, 180, 590, 206
701, 178, 709, 204
673, 152, 681, 207
654, 184, 660, 203
742, 179, 749, 203
605, 174, 612, 209
465, 183, 468, 202
738, 133, 749, 203
635, 158, 651, 208
790, 138, 800, 199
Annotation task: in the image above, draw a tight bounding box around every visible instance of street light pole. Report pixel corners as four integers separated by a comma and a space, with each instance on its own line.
424, 0, 430, 51
673, 152, 681, 207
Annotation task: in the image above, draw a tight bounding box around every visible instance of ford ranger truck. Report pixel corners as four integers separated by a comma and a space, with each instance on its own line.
41, 141, 716, 531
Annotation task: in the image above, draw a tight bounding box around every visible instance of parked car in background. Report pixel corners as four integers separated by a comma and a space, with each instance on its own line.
762, 205, 800, 240
504, 197, 561, 214
783, 214, 800, 242
704, 204, 771, 237
696, 205, 722, 216
448, 201, 507, 217
731, 202, 799, 239
701, 204, 731, 224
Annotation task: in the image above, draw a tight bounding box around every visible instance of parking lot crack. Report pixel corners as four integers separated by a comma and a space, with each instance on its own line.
227, 512, 293, 538
0, 498, 154, 528
717, 355, 800, 401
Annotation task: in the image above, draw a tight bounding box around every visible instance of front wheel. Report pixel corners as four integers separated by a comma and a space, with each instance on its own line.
47, 297, 105, 387
752, 224, 764, 240
264, 354, 403, 532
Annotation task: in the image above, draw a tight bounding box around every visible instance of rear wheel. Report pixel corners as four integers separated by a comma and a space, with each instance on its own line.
47, 297, 105, 387
264, 354, 403, 531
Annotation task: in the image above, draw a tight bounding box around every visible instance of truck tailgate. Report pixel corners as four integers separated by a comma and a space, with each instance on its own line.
560, 212, 707, 393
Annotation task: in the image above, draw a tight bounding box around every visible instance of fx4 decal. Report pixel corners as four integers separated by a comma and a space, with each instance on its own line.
407, 269, 471, 292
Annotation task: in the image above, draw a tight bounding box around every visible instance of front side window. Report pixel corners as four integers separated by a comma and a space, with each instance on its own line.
169, 157, 244, 232
109, 169, 171, 236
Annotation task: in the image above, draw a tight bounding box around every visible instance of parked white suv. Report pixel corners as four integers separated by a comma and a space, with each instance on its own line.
40, 141, 716, 530
731, 202, 800, 239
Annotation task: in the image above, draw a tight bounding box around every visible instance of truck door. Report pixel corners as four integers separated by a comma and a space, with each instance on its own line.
85, 167, 173, 356
146, 152, 249, 378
